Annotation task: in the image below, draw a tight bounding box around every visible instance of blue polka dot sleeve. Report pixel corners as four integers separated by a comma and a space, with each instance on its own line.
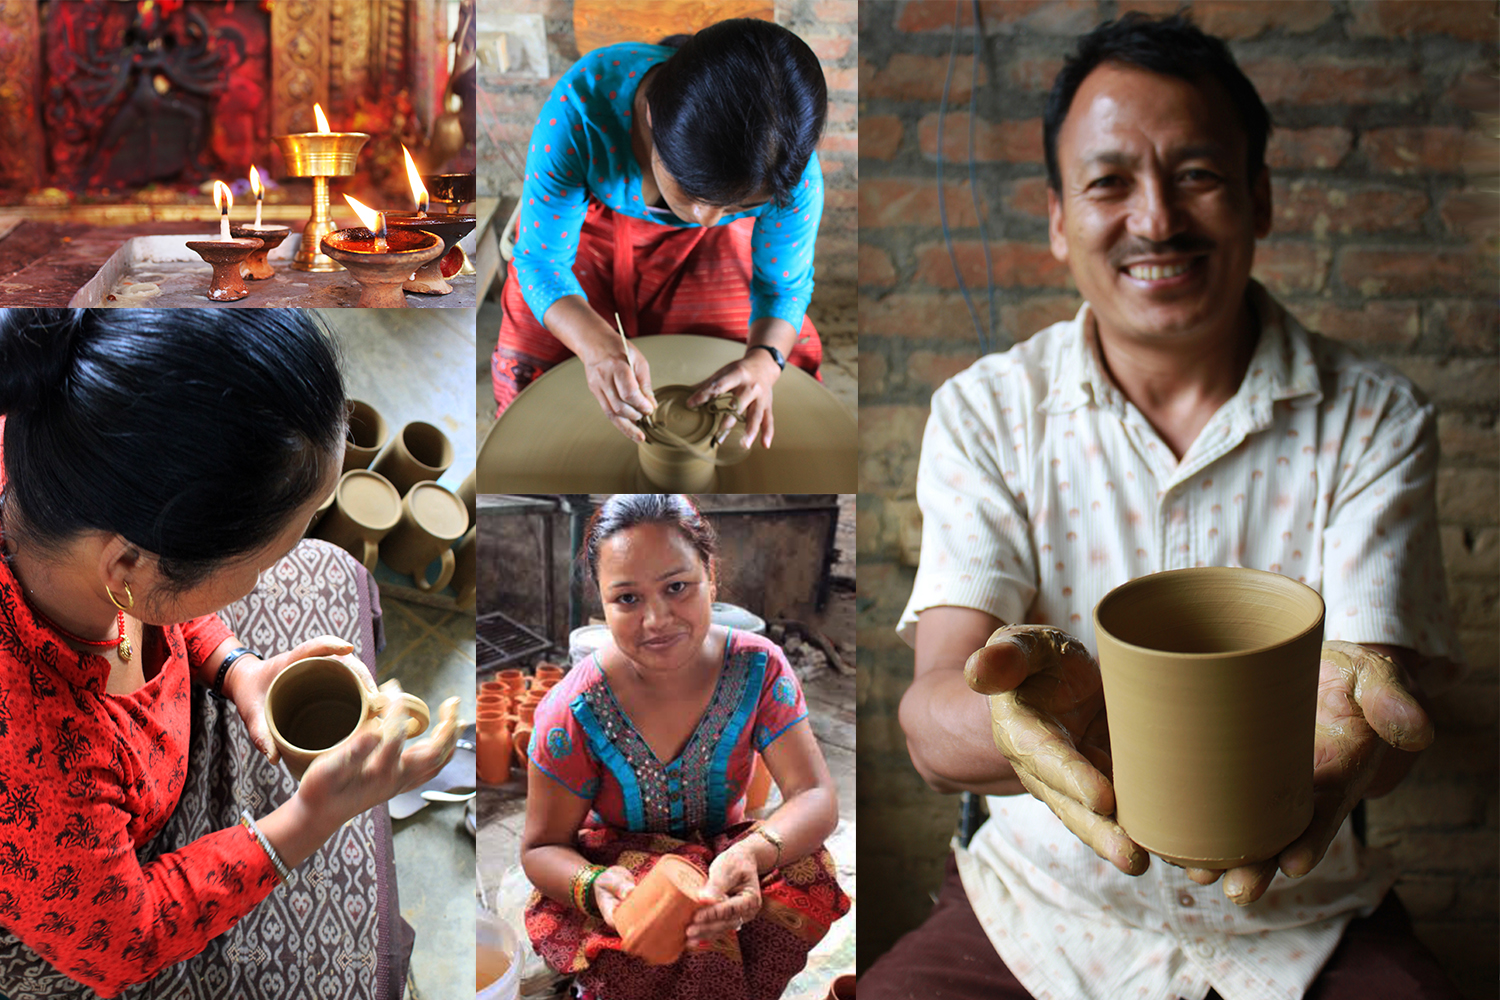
512, 43, 823, 335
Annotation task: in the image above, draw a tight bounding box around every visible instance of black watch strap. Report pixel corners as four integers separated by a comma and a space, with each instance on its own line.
747, 343, 786, 370
212, 646, 260, 699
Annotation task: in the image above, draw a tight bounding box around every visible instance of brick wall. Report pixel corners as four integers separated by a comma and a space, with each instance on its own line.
856, 2, 1498, 994
475, 0, 858, 293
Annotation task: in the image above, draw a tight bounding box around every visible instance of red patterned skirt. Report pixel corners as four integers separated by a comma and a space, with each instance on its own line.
492, 201, 823, 414
525, 823, 849, 1000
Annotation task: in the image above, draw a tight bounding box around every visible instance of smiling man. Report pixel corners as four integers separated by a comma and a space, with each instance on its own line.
864, 14, 1466, 1000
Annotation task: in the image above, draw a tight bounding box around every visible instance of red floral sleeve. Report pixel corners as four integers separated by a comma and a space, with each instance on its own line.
179, 613, 232, 670
0, 618, 277, 996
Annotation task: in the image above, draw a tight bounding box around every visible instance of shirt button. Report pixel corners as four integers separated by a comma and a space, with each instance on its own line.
1177, 892, 1195, 907
1195, 941, 1215, 958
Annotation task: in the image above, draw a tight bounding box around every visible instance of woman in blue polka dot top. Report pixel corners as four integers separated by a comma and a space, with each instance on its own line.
492, 19, 828, 449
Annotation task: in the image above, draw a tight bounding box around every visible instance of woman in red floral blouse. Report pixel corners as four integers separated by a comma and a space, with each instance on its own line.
0, 309, 459, 998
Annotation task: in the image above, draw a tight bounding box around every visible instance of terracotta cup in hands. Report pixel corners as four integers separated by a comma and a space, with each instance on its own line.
313, 470, 402, 572
344, 399, 389, 472
371, 421, 454, 496
612, 855, 710, 965
380, 482, 469, 592
265, 656, 430, 780
1093, 567, 1325, 868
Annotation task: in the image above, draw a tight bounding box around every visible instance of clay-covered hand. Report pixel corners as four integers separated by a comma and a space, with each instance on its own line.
582, 338, 657, 443
1180, 641, 1433, 904
224, 634, 356, 766
686, 349, 781, 449
687, 843, 763, 945
965, 624, 1147, 876
293, 688, 461, 832
592, 865, 636, 929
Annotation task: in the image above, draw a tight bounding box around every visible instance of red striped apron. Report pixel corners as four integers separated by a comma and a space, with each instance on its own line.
491, 200, 822, 414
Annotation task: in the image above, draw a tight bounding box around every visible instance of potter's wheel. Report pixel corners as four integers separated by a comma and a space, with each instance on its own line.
478, 335, 857, 492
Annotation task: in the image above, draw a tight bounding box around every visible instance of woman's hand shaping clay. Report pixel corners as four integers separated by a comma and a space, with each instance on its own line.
965, 624, 1147, 877
582, 337, 658, 443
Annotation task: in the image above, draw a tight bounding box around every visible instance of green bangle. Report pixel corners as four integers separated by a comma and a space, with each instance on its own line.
581, 865, 607, 918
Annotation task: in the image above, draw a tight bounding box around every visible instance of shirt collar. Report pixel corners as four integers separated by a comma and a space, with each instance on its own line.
1041, 280, 1324, 424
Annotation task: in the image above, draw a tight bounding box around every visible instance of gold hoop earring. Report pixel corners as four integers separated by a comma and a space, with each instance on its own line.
107, 582, 133, 612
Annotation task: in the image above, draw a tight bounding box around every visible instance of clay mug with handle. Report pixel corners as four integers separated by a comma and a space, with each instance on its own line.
380, 481, 469, 592
265, 655, 430, 781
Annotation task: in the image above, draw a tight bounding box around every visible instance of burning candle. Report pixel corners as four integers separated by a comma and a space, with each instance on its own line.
402, 145, 429, 216
313, 103, 332, 134
344, 194, 387, 249
213, 180, 232, 241
249, 165, 263, 227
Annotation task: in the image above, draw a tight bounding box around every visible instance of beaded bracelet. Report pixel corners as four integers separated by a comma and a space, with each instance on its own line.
239, 810, 292, 884
212, 647, 260, 699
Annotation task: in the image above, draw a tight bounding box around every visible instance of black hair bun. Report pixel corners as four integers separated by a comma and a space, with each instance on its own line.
0, 309, 85, 414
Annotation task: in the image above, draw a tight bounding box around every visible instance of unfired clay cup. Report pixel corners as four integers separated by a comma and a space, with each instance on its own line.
380, 481, 469, 591
1093, 567, 1325, 868
371, 421, 454, 496
313, 469, 402, 572
457, 468, 476, 529
613, 855, 709, 965
265, 656, 430, 781
344, 399, 389, 472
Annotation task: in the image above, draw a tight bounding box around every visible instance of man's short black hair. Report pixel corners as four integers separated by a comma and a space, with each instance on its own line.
1043, 13, 1272, 191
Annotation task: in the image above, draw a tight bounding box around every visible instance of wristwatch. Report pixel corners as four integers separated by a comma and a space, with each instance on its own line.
747, 343, 786, 371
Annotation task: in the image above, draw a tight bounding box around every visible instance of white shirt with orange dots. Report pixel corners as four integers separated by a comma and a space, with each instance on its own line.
898, 282, 1463, 1000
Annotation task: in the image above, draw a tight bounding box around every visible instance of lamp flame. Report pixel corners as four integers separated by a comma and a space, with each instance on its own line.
213, 180, 232, 212
402, 145, 429, 213
343, 194, 383, 235
249, 164, 262, 198
313, 103, 332, 133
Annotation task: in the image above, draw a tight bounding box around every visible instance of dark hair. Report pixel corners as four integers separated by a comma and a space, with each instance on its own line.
583, 494, 718, 583
1043, 12, 1272, 191
0, 309, 346, 589
647, 18, 827, 208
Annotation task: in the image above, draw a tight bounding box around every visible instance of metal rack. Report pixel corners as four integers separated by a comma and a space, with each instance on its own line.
476, 494, 560, 673
476, 608, 552, 672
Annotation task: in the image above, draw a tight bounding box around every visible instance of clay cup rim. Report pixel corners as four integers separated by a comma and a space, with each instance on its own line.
264, 655, 367, 755
1093, 566, 1325, 660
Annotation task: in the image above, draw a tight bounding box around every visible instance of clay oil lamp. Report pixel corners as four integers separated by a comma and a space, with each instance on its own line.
185, 180, 262, 301
230, 164, 290, 280
273, 103, 370, 272
422, 172, 476, 213
384, 146, 475, 296
321, 194, 443, 308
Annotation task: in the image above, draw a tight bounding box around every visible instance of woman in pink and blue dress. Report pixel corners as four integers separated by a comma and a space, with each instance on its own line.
520, 494, 849, 1000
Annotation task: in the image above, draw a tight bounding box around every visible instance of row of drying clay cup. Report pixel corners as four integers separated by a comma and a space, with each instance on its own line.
308, 401, 477, 603
476, 663, 567, 785
313, 470, 470, 594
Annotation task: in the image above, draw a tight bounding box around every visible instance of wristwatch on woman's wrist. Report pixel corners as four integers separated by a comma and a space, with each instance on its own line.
746, 343, 786, 371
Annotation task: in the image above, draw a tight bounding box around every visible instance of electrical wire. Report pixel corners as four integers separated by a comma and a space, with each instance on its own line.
936, 1, 989, 356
